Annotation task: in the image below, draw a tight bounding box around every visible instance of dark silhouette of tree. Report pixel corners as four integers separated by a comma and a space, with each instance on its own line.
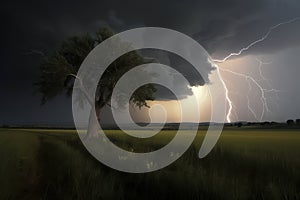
286, 119, 295, 125
296, 119, 300, 125
36, 28, 156, 138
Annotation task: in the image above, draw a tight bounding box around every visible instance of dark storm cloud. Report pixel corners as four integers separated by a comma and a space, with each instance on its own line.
3, 0, 300, 55
1, 0, 300, 124
138, 49, 207, 100
187, 0, 300, 58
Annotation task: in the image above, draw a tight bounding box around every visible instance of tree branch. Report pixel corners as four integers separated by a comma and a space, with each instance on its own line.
68, 73, 94, 106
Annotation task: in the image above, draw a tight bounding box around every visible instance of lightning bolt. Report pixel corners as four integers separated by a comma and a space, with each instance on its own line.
245, 77, 259, 121
210, 17, 299, 122
218, 66, 271, 122
256, 58, 272, 84
213, 17, 299, 63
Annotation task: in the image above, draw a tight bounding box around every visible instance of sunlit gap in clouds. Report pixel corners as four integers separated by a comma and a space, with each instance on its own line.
145, 86, 211, 123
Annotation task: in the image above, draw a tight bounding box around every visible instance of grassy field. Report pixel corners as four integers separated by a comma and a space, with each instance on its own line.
0, 128, 300, 200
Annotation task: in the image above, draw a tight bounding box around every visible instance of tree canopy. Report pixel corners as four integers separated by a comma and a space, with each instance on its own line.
36, 28, 156, 111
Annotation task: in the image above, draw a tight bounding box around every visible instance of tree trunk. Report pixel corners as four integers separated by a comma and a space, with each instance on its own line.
85, 105, 101, 139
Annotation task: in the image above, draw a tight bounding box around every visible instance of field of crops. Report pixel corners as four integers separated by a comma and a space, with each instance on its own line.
1, 128, 300, 200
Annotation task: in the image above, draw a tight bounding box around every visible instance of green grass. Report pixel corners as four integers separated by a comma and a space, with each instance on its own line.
1, 128, 300, 200
0, 129, 40, 200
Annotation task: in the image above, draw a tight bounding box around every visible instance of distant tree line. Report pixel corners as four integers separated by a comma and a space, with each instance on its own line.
286, 119, 300, 125
231, 119, 300, 128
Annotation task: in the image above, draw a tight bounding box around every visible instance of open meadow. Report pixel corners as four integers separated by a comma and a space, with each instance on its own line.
1, 127, 300, 200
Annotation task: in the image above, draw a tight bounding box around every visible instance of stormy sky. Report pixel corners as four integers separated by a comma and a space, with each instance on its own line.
1, 0, 300, 125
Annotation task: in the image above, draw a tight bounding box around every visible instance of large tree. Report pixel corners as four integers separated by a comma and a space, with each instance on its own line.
36, 28, 156, 138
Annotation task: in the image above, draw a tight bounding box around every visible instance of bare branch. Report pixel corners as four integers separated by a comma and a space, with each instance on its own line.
68, 73, 94, 106
22, 49, 45, 57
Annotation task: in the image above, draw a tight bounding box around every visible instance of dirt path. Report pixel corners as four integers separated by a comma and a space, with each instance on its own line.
0, 129, 42, 200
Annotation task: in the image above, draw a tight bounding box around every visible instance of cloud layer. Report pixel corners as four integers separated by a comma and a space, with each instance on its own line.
1, 0, 300, 124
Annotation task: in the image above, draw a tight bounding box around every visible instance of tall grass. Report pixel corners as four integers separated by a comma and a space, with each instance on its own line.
1, 128, 300, 200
